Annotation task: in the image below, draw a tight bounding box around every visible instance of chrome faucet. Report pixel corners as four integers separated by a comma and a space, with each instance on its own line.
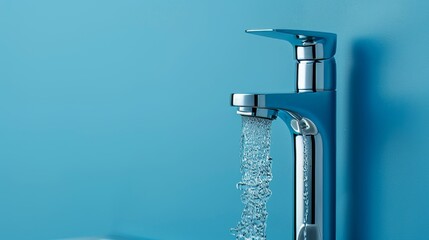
231, 29, 336, 240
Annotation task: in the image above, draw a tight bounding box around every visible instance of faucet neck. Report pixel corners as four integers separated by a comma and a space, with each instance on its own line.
296, 57, 336, 92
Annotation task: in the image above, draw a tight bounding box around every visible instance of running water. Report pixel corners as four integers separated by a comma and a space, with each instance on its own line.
231, 116, 273, 240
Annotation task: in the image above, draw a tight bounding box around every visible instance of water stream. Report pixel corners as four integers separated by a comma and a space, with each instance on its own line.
231, 116, 273, 240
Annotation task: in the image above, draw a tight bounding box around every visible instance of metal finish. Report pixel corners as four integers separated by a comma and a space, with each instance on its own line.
230, 29, 336, 240
236, 107, 277, 120
246, 29, 336, 92
245, 29, 336, 60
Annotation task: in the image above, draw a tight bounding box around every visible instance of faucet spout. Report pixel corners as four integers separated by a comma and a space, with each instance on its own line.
231, 92, 334, 130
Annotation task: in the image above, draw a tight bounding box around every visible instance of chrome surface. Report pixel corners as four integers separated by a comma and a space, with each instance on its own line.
290, 118, 318, 135
294, 134, 323, 240
231, 29, 336, 240
245, 29, 336, 60
236, 107, 277, 120
296, 58, 336, 92
246, 29, 336, 92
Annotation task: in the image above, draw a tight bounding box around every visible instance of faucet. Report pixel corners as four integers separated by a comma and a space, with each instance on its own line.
231, 29, 336, 240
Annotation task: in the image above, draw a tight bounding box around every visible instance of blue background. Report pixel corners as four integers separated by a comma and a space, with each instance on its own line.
1, 0, 428, 239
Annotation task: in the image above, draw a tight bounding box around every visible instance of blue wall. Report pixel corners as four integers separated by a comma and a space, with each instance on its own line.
1, 0, 428, 239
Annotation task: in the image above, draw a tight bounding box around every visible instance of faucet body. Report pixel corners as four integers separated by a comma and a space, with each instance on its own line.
231, 29, 336, 240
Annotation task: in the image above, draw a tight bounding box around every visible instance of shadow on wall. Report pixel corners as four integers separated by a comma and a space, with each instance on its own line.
346, 38, 405, 240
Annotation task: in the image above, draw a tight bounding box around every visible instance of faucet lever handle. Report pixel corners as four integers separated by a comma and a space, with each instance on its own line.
245, 29, 337, 60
